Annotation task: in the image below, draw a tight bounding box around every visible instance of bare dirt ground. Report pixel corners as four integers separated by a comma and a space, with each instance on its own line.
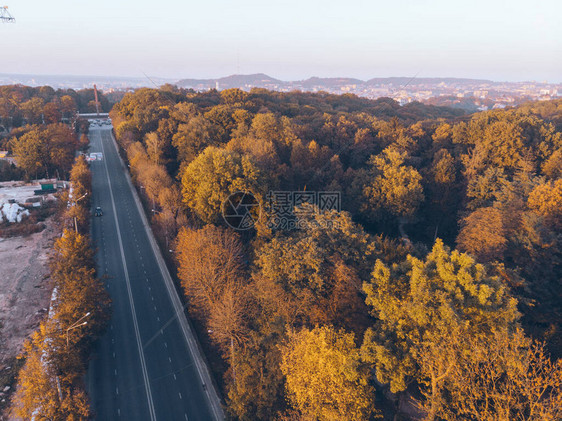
0, 217, 58, 417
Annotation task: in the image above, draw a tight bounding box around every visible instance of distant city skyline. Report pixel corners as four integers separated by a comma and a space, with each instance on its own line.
2, 72, 560, 115
2, 0, 561, 82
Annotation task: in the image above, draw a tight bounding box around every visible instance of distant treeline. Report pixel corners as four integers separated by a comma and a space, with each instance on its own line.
0, 84, 116, 181
0, 84, 113, 129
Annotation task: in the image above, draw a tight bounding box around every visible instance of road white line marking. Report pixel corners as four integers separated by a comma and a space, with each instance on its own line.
116, 387, 119, 395
184, 413, 188, 420
169, 357, 172, 363
100, 131, 157, 421
178, 392, 182, 400
164, 342, 168, 348
173, 374, 177, 380
157, 317, 160, 322
115, 369, 117, 376
113, 352, 115, 358
118, 140, 226, 420
118, 409, 121, 417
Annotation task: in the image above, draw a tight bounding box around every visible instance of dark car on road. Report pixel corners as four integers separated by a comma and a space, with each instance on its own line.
94, 206, 103, 216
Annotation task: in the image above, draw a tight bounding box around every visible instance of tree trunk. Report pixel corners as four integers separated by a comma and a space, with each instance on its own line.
231, 336, 236, 385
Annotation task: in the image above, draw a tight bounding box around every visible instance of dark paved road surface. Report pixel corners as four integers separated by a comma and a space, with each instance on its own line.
86, 125, 223, 421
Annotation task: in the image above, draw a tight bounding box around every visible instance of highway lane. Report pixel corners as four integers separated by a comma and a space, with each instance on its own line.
87, 124, 223, 421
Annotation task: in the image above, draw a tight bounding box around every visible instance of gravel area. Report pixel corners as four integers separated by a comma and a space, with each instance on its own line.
0, 217, 58, 417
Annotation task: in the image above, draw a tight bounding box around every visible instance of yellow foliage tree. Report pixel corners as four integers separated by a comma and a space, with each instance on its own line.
457, 207, 507, 262
280, 326, 376, 421
361, 147, 424, 220
13, 326, 60, 420
13, 323, 91, 420
439, 328, 562, 421
361, 240, 520, 394
527, 179, 562, 225
180, 146, 265, 224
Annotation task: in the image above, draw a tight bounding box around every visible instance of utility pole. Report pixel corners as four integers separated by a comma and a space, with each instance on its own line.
0, 6, 15, 23
72, 192, 88, 232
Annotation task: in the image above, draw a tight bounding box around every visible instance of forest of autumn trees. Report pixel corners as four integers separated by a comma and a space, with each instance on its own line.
110, 86, 562, 420
0, 85, 112, 127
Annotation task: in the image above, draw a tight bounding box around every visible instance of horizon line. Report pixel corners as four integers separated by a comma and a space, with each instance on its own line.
1, 72, 560, 86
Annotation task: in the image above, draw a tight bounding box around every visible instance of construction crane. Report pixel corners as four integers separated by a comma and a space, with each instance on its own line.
0, 6, 15, 22
93, 84, 101, 116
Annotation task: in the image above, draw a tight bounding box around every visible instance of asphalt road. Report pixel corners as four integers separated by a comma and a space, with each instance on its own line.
86, 124, 223, 421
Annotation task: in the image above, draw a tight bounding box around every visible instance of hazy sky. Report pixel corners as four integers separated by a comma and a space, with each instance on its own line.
2, 0, 561, 82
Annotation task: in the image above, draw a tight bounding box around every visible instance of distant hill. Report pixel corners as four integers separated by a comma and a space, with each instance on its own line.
177, 73, 284, 90
296, 77, 365, 88
219, 73, 282, 85
175, 74, 498, 91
